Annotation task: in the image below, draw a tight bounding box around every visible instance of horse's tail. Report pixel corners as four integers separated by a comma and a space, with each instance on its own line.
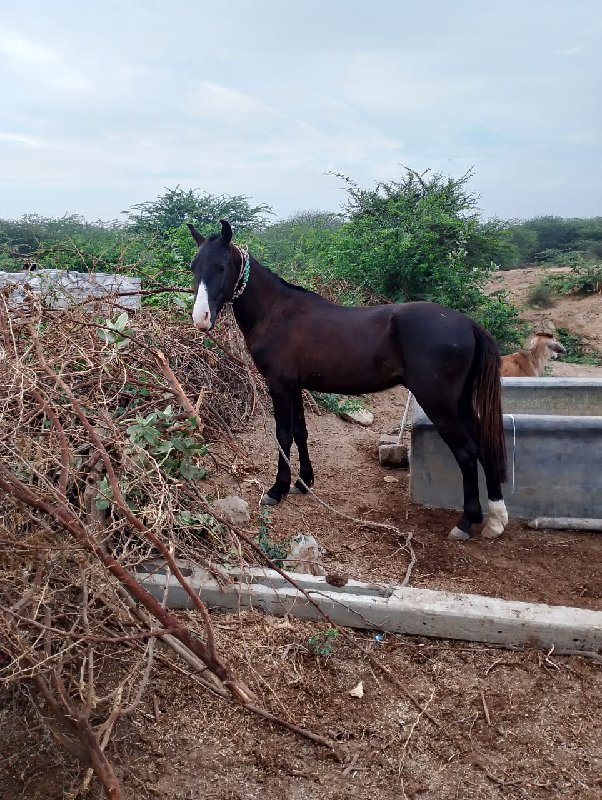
470, 323, 507, 484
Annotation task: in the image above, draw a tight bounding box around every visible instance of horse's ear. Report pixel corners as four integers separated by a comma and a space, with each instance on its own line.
187, 223, 205, 246
220, 219, 233, 244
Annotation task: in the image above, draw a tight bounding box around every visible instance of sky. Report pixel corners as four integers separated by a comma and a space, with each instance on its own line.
0, 0, 601, 224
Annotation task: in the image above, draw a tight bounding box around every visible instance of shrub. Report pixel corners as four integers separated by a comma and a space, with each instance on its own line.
546, 254, 602, 296
554, 327, 602, 366
526, 279, 555, 308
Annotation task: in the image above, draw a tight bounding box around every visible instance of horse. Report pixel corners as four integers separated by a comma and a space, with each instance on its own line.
188, 220, 508, 541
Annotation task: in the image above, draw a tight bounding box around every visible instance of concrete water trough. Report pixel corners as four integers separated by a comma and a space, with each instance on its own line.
410, 378, 602, 520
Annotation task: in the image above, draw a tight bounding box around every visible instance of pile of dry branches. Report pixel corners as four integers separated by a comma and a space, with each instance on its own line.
0, 292, 333, 798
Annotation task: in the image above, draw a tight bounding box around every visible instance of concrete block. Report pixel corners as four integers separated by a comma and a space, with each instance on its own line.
135, 561, 602, 652
378, 443, 409, 468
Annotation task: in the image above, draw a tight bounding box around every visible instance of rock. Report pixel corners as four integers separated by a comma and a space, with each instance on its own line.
339, 409, 374, 427
378, 443, 409, 468
286, 533, 326, 576
214, 495, 250, 527
0, 269, 142, 311
325, 572, 349, 587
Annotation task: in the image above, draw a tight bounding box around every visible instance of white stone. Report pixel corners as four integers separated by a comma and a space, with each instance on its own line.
339, 409, 374, 427
214, 495, 250, 527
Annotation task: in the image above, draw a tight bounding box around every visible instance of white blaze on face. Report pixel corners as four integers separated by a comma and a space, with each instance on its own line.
192, 281, 211, 330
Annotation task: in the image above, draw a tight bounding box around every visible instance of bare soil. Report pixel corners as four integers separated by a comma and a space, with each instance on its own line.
2, 268, 601, 800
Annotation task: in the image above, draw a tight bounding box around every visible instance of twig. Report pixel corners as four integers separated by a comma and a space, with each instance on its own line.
480, 690, 492, 726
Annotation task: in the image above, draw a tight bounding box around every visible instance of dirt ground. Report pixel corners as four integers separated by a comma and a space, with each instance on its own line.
1, 268, 601, 800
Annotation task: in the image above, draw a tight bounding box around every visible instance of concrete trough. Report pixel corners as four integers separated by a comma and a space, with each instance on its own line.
135, 561, 602, 652
500, 377, 602, 415
410, 378, 602, 520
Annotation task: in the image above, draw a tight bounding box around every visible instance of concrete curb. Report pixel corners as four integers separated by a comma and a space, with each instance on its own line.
136, 561, 602, 653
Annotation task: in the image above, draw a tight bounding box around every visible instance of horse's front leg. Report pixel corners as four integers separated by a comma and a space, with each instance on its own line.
290, 388, 314, 495
261, 384, 294, 506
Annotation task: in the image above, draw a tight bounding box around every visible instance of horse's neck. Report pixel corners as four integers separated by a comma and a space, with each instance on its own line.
232, 259, 282, 335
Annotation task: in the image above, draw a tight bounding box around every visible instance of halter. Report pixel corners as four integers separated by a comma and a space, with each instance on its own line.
231, 245, 250, 300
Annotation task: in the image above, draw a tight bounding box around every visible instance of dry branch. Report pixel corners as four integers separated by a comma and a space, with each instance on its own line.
0, 295, 333, 799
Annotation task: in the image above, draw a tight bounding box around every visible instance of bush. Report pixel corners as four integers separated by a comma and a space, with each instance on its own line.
546, 254, 602, 296
526, 279, 555, 308
554, 327, 602, 366
260, 168, 523, 350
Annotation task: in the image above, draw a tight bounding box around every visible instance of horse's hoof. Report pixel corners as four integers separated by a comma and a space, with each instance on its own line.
448, 526, 470, 542
481, 524, 504, 540
260, 494, 280, 506
481, 500, 508, 539
289, 485, 303, 495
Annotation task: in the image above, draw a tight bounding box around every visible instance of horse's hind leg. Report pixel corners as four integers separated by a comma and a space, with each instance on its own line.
459, 396, 508, 540
420, 400, 483, 541
290, 388, 314, 495
262, 384, 294, 506
480, 462, 508, 539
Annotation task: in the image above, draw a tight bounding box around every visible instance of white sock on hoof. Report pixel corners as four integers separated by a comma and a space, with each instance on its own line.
481, 499, 508, 539
449, 526, 470, 541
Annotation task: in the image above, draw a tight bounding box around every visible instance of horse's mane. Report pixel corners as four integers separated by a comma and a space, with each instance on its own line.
277, 275, 313, 294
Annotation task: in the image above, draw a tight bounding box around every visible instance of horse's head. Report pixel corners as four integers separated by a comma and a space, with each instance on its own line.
188, 220, 244, 331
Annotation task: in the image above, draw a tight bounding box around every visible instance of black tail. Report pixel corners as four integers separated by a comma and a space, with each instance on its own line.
470, 323, 507, 483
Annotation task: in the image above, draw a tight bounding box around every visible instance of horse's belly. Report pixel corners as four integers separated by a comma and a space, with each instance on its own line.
302, 355, 403, 395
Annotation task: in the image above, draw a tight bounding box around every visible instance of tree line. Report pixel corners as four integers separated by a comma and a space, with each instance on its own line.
1, 170, 600, 351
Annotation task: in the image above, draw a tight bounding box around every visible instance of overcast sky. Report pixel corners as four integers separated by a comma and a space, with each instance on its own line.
1, 0, 601, 224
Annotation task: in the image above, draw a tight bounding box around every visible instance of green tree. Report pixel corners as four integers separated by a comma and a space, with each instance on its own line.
125, 186, 271, 235
0, 214, 140, 273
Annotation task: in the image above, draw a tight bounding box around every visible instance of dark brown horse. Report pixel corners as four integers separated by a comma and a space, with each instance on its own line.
188, 221, 508, 541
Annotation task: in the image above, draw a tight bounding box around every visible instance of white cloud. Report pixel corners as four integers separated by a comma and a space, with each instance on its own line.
0, 132, 46, 148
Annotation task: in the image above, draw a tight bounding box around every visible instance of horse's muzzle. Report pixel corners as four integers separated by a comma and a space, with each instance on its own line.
192, 316, 213, 332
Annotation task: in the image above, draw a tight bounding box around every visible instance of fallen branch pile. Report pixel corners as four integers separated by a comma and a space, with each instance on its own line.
0, 291, 336, 799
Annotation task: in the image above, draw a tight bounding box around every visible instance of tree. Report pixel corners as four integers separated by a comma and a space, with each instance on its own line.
125, 186, 272, 235
267, 168, 523, 350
